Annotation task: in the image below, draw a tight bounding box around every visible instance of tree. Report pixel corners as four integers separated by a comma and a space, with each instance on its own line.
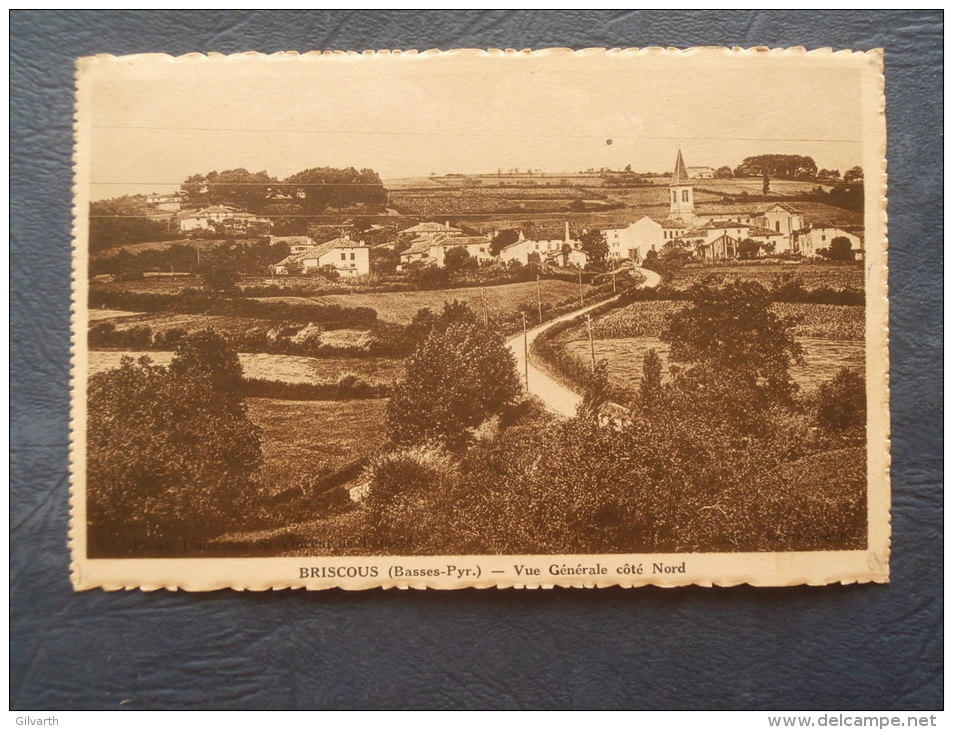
661, 279, 804, 411
762, 171, 771, 196
658, 241, 694, 272
639, 348, 663, 405
87, 331, 263, 555
199, 248, 240, 292
282, 166, 386, 212
490, 229, 520, 256
579, 229, 609, 264
734, 154, 817, 179
387, 303, 521, 447
88, 196, 176, 252
444, 246, 475, 273
737, 238, 761, 260
714, 166, 733, 179
843, 166, 864, 184
827, 237, 854, 261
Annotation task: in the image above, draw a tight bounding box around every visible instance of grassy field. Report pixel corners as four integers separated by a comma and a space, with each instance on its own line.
562, 336, 864, 394
793, 201, 864, 228
694, 178, 833, 196
559, 297, 865, 396
594, 300, 865, 341
246, 397, 388, 496
90, 310, 376, 349
263, 279, 585, 325
670, 263, 864, 291
88, 350, 404, 385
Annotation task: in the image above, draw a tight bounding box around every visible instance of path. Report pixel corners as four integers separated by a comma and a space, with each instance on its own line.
506, 267, 661, 417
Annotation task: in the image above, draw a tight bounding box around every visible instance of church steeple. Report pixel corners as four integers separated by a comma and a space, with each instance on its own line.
669, 149, 695, 222
671, 149, 690, 185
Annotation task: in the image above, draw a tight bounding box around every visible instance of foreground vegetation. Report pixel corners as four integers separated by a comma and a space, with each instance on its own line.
86, 279, 867, 557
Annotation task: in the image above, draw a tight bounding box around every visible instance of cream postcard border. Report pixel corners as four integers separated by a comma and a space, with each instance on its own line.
69, 47, 890, 591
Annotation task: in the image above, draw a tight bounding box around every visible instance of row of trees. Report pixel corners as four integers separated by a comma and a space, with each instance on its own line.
730, 154, 864, 184
180, 166, 387, 214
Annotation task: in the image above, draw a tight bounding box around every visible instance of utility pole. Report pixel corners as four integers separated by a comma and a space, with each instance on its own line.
586, 313, 596, 371
535, 274, 542, 323
522, 311, 529, 391
480, 287, 488, 327
612, 270, 617, 293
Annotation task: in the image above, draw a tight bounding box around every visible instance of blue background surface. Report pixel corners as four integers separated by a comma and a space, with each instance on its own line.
10, 10, 942, 710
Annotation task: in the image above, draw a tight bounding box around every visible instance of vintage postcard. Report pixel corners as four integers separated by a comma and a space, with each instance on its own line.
70, 47, 888, 590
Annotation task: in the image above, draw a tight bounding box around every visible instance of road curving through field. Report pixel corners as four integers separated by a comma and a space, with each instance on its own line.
505, 267, 661, 418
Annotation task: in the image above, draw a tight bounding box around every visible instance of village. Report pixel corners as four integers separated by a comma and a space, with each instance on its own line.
105, 150, 864, 284
85, 149, 869, 559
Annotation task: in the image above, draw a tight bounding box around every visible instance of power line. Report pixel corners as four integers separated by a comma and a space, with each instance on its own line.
92, 124, 863, 144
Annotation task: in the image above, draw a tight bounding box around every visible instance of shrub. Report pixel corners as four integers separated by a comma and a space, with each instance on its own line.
816, 368, 866, 433
86, 332, 263, 556
388, 303, 521, 447
361, 443, 462, 552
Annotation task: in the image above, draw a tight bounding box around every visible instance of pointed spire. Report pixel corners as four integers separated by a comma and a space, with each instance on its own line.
671, 149, 689, 185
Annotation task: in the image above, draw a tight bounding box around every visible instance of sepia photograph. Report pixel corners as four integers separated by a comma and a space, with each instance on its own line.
70, 48, 889, 590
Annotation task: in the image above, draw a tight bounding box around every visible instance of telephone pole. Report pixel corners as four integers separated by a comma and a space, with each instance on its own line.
535, 274, 542, 323
522, 311, 529, 391
586, 314, 596, 371
480, 287, 488, 327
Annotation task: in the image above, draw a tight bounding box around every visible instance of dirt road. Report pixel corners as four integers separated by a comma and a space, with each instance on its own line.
506, 267, 661, 417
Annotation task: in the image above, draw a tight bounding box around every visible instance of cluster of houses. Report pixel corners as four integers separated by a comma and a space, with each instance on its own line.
139, 150, 862, 280
395, 221, 589, 271
143, 195, 274, 235
599, 150, 864, 263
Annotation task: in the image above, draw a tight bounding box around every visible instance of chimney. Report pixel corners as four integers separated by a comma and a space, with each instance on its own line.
564, 221, 570, 243
446, 220, 450, 229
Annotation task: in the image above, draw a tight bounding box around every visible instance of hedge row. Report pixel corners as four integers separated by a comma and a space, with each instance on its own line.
89, 288, 377, 327
241, 377, 390, 401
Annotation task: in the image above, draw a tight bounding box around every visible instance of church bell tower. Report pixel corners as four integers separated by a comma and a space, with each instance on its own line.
669, 149, 696, 223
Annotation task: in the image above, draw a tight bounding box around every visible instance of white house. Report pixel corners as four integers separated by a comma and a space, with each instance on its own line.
398, 234, 494, 269
761, 203, 805, 239
268, 235, 317, 253
605, 216, 693, 261
687, 166, 715, 179
792, 225, 863, 259
177, 205, 272, 233
499, 222, 587, 268
271, 236, 370, 277
145, 193, 183, 211
177, 205, 241, 231
428, 236, 494, 267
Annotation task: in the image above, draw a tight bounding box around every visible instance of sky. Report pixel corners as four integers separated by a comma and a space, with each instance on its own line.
82, 49, 868, 200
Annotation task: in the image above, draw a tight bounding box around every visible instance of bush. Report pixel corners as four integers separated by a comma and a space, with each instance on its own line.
86, 331, 263, 556
361, 444, 462, 552
816, 368, 866, 433
387, 304, 521, 448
